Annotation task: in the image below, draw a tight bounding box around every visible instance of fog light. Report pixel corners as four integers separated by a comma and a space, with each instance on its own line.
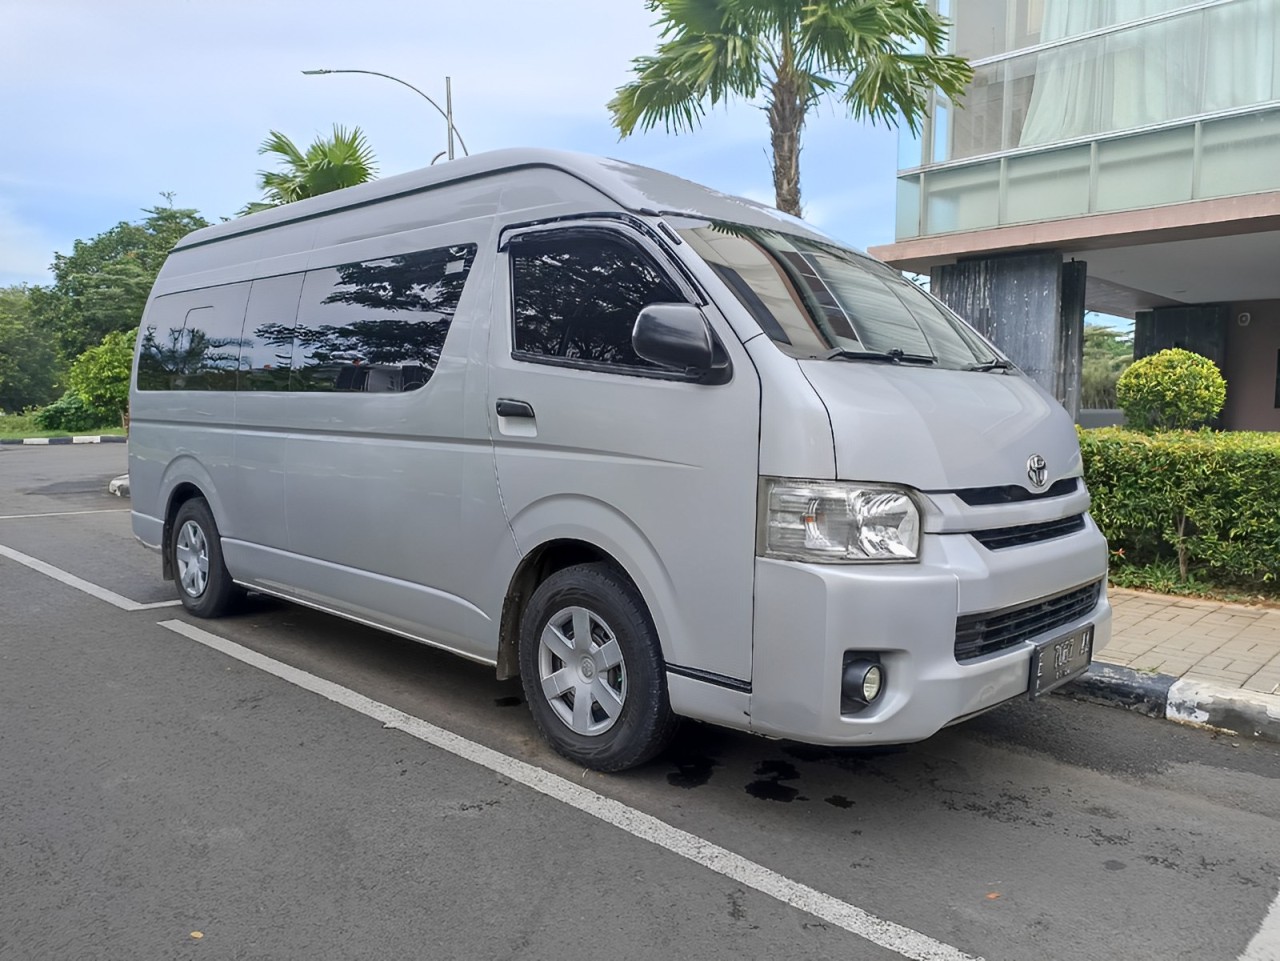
841, 657, 885, 714
861, 664, 883, 702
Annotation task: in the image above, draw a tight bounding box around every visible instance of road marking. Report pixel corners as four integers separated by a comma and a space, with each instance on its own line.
1240, 885, 1280, 961
0, 508, 131, 521
0, 544, 181, 611
159, 618, 982, 961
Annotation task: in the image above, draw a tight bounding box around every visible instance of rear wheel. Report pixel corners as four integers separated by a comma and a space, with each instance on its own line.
171, 497, 241, 618
519, 563, 678, 772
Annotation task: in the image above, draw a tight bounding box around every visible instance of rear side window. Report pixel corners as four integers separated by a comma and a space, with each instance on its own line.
238, 274, 303, 392
289, 244, 477, 392
137, 288, 248, 391
509, 230, 684, 371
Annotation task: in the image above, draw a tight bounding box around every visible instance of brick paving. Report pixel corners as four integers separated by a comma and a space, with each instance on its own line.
1101, 588, 1280, 695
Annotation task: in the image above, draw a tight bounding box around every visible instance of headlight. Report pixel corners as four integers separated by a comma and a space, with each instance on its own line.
759, 478, 921, 563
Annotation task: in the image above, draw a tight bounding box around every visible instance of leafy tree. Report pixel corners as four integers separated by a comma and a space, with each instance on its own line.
30, 201, 209, 363
68, 329, 135, 426
0, 285, 60, 413
240, 126, 378, 215
609, 0, 972, 215
1080, 323, 1132, 409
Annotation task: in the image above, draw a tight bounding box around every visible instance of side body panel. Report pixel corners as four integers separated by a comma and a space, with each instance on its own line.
487, 218, 763, 687
271, 220, 496, 655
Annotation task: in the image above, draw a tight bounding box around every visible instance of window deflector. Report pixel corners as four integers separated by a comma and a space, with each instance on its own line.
500, 218, 704, 308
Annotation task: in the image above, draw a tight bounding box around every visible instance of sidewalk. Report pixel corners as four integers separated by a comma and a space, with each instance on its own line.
1066, 588, 1280, 741
1103, 589, 1280, 695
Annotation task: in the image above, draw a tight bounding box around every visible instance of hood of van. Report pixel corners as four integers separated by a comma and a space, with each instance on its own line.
797, 361, 1082, 493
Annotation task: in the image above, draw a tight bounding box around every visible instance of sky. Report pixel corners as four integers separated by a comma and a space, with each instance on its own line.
1, 0, 905, 290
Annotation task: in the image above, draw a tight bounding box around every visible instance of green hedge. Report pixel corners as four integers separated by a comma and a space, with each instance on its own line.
1080, 427, 1280, 586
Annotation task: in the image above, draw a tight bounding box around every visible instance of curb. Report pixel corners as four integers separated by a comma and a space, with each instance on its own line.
1059, 662, 1280, 743
0, 435, 126, 446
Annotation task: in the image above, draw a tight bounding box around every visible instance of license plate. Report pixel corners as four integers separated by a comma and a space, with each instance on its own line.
1028, 625, 1094, 698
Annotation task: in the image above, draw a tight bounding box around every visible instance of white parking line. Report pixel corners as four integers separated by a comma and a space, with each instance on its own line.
159, 617, 983, 961
1241, 886, 1280, 960
0, 508, 131, 521
0, 544, 181, 611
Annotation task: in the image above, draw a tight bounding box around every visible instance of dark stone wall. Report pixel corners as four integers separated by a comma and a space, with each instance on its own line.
930, 251, 1085, 418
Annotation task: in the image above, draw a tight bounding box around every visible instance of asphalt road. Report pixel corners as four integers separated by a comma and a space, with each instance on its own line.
2, 444, 1278, 961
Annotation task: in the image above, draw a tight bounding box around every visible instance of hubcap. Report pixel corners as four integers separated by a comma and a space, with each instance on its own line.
537, 606, 626, 736
175, 519, 210, 598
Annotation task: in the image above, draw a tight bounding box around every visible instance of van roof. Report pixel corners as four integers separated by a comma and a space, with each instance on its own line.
176, 147, 831, 250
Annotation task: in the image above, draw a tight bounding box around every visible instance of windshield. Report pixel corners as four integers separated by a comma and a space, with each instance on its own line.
677, 222, 1003, 371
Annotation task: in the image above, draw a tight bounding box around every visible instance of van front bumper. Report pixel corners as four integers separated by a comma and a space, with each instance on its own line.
747, 519, 1111, 745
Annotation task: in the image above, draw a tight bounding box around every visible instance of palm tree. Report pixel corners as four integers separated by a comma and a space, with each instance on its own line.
240, 125, 378, 216
609, 0, 972, 216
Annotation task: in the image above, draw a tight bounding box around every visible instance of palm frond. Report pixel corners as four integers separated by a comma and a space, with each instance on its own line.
610, 0, 766, 136
240, 124, 379, 216
841, 50, 970, 132
257, 130, 306, 166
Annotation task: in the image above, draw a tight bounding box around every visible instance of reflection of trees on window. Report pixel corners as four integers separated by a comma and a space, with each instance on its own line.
510, 231, 684, 369
137, 319, 245, 391
285, 244, 476, 392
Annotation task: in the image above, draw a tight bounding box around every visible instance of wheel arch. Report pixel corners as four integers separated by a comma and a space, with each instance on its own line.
495, 539, 649, 680
160, 473, 217, 578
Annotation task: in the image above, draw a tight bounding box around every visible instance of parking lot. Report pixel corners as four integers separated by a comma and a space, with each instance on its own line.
3, 443, 1279, 961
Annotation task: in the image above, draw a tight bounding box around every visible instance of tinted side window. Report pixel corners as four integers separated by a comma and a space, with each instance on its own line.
137, 289, 246, 391
289, 244, 476, 393
510, 231, 684, 370
238, 274, 303, 392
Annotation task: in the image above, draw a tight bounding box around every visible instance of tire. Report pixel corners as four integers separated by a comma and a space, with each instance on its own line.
170, 497, 241, 618
519, 562, 678, 772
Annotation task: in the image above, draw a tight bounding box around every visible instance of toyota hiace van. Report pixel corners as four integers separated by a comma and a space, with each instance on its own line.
130, 149, 1110, 770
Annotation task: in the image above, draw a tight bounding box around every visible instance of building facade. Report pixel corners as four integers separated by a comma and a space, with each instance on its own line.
870, 0, 1280, 429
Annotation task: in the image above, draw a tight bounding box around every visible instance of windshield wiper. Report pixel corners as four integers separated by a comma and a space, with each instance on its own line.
823, 347, 936, 365
966, 358, 1016, 372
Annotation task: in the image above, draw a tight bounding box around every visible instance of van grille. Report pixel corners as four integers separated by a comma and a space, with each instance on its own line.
955, 580, 1102, 662
955, 478, 1079, 506
971, 515, 1086, 550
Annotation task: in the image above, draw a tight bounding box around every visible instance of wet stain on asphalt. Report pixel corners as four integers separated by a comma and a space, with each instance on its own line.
825, 794, 855, 809
746, 759, 802, 802
667, 753, 719, 789
1104, 859, 1127, 871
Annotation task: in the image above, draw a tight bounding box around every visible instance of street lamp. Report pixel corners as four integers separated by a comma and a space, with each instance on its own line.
301, 69, 469, 161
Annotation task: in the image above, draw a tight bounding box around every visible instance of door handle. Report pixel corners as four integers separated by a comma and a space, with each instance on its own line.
495, 398, 535, 418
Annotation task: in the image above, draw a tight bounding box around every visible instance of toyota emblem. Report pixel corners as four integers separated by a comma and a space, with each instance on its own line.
1027, 454, 1048, 489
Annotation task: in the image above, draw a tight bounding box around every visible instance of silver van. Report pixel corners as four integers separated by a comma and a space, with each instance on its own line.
130, 148, 1111, 771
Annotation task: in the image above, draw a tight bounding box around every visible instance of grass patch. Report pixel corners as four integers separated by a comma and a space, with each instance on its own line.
0, 413, 123, 440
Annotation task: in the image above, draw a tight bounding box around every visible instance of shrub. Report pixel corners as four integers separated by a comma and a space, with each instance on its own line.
68, 329, 134, 427
1080, 427, 1280, 584
1114, 348, 1225, 430
33, 391, 113, 433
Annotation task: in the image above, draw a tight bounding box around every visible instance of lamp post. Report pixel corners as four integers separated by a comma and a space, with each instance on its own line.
301, 69, 469, 160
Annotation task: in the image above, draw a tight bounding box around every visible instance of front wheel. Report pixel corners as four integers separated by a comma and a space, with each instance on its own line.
519, 563, 678, 772
170, 497, 241, 618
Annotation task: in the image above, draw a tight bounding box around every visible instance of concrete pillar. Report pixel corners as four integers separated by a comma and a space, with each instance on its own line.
930, 252, 1086, 419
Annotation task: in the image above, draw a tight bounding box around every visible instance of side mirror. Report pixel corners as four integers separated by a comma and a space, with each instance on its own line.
632, 303, 726, 379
